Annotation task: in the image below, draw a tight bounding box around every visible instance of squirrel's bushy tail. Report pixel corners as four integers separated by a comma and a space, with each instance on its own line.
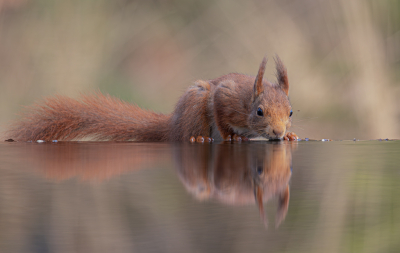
7, 93, 171, 142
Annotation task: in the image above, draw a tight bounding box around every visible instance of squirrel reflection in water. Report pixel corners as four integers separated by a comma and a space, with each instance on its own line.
175, 142, 294, 228
19, 142, 295, 228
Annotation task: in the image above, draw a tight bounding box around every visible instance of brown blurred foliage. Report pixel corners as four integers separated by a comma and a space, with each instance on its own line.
1, 0, 399, 139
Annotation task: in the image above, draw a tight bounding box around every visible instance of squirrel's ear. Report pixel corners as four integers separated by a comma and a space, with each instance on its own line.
253, 57, 267, 98
275, 55, 289, 96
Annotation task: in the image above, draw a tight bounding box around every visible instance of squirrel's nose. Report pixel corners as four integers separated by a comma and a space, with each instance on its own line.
273, 129, 284, 138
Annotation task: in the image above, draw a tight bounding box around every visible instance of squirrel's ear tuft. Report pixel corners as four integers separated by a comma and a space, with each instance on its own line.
275, 55, 289, 96
254, 56, 267, 98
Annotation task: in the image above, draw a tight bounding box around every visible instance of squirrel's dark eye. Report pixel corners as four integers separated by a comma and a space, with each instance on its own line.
289, 109, 293, 117
257, 107, 263, 117
257, 166, 263, 175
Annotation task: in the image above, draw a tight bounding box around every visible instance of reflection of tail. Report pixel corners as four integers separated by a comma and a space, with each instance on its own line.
7, 93, 171, 141
21, 143, 169, 181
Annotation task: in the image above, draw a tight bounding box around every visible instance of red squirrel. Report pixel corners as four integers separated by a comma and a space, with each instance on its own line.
6, 56, 298, 142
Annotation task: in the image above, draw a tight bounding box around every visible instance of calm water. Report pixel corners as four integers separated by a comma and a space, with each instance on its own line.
0, 140, 399, 253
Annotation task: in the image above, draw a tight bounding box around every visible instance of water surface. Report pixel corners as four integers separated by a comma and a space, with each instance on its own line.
0, 141, 399, 253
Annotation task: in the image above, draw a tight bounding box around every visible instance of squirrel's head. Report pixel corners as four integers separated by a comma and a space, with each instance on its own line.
248, 56, 293, 140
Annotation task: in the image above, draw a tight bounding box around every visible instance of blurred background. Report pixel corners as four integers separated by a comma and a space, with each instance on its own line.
0, 0, 399, 140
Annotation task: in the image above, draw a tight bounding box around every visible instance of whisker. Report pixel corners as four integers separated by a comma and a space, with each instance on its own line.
291, 125, 305, 131
292, 117, 318, 123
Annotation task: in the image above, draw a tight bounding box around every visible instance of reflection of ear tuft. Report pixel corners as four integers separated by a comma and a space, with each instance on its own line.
255, 184, 268, 228
275, 185, 290, 228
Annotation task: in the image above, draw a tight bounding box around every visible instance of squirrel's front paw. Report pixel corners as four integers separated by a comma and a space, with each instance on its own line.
233, 134, 249, 141
283, 132, 298, 141
190, 136, 214, 143
224, 134, 249, 142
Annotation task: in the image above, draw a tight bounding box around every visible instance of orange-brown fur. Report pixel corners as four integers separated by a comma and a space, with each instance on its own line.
6, 56, 296, 142
8, 93, 171, 141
